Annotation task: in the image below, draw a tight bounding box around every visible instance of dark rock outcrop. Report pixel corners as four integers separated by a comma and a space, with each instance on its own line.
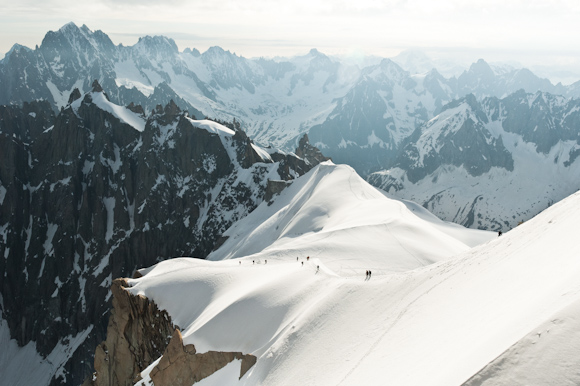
0, 88, 325, 386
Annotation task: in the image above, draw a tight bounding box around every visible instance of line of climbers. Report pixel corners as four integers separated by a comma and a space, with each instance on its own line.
242, 256, 372, 280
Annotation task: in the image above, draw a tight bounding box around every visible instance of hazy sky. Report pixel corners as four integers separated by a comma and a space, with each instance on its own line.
1, 0, 579, 82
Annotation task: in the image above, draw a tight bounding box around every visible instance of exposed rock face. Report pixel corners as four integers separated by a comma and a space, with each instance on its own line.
294, 133, 331, 166
391, 94, 514, 184
85, 279, 256, 386
85, 278, 174, 386
264, 180, 293, 203
0, 84, 325, 385
149, 329, 256, 386
271, 133, 331, 181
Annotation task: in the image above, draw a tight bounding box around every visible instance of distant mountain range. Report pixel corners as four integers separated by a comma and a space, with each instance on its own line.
2, 23, 580, 178
2, 22, 580, 229
368, 91, 580, 230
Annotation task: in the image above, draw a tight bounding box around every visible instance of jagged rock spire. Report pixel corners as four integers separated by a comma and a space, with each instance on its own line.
91, 79, 103, 93
296, 134, 331, 165
164, 99, 181, 116
68, 88, 82, 105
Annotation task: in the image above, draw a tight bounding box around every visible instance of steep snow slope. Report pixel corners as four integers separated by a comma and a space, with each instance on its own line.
134, 163, 580, 386
463, 295, 580, 386
208, 162, 490, 274
127, 167, 580, 385
0, 318, 92, 386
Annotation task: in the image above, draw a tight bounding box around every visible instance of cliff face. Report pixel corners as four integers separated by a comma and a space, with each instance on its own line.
85, 278, 174, 386
147, 330, 256, 386
0, 83, 325, 385
85, 279, 256, 386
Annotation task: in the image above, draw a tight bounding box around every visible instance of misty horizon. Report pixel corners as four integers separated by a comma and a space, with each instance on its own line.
2, 21, 580, 86
2, 0, 580, 85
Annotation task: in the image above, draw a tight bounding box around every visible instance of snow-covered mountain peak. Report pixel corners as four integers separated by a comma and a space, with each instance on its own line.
291, 48, 335, 70
307, 51, 335, 69
457, 59, 497, 93
38, 22, 117, 81
469, 58, 495, 76
390, 49, 434, 74
58, 21, 81, 34
183, 47, 201, 57
51, 22, 104, 51
308, 48, 322, 56
5, 43, 31, 55
208, 162, 491, 273
364, 58, 408, 83
201, 46, 238, 63
69, 84, 146, 132
135, 35, 179, 58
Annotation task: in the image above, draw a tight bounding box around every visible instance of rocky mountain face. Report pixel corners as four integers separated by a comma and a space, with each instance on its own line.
3, 23, 579, 177
455, 59, 570, 99
308, 60, 453, 175
0, 82, 327, 386
307, 57, 580, 176
368, 91, 580, 230
0, 23, 203, 118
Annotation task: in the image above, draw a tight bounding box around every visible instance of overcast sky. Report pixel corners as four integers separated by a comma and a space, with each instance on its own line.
1, 0, 579, 83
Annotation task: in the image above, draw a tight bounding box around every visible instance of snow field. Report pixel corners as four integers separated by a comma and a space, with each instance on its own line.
129, 163, 578, 386
89, 92, 145, 132
209, 163, 488, 275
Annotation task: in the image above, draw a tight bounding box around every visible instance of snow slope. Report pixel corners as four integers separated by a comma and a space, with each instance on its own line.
207, 162, 490, 274
134, 163, 580, 385
126, 163, 580, 386
70, 91, 146, 132
0, 317, 93, 386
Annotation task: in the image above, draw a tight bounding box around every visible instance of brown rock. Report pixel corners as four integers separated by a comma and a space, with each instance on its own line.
149, 346, 257, 386
85, 278, 257, 386
86, 279, 175, 386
